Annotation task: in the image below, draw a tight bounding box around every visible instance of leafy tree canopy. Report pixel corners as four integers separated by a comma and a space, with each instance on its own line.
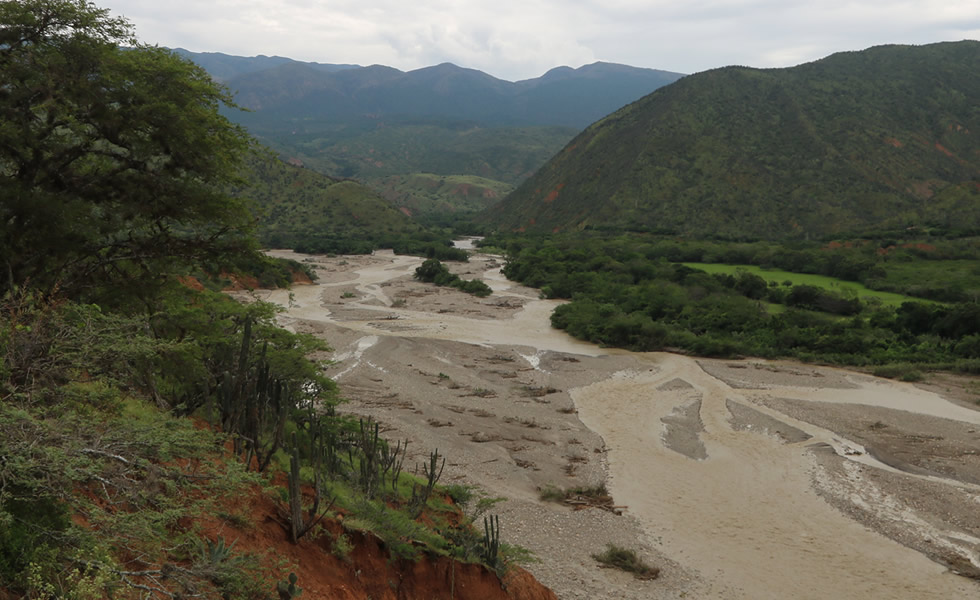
0, 0, 255, 304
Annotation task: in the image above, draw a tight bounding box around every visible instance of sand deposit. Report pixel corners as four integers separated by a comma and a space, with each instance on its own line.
241, 246, 980, 600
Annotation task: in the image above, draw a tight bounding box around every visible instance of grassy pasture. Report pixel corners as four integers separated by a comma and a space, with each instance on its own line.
682, 262, 930, 307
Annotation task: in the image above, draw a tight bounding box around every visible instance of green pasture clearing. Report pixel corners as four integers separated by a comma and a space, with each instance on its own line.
682, 263, 927, 307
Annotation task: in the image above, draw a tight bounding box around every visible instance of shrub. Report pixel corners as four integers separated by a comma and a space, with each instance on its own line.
443, 484, 475, 506
872, 363, 924, 381
591, 544, 659, 580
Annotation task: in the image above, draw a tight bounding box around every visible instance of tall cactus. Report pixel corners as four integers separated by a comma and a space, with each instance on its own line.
482, 515, 500, 569
286, 432, 333, 543
287, 433, 304, 543
410, 448, 445, 518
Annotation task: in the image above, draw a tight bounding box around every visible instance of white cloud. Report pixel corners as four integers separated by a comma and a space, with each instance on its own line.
100, 0, 979, 79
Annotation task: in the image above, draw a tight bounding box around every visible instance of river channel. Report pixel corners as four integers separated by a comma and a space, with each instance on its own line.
255, 246, 980, 600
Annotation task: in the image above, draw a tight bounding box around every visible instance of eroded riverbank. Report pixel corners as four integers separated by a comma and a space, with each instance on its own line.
245, 248, 980, 599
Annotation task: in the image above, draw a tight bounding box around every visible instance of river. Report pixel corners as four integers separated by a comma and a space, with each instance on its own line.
258, 247, 980, 600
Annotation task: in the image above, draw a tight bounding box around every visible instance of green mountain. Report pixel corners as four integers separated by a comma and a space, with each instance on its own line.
235, 153, 425, 251
484, 42, 980, 239
258, 120, 577, 225
170, 48, 358, 81
266, 121, 576, 184
199, 57, 685, 130
373, 173, 514, 222
176, 50, 684, 220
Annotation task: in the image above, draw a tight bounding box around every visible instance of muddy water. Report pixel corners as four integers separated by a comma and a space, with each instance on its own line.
572, 356, 977, 599
264, 250, 978, 599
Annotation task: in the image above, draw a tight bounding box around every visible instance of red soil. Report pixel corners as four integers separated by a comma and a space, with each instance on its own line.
543, 183, 565, 204
221, 272, 262, 291
290, 269, 314, 285
199, 486, 557, 600
177, 275, 206, 291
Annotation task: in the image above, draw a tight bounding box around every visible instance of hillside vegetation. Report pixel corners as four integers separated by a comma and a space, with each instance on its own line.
234, 152, 429, 253
257, 122, 575, 224
260, 121, 576, 185
374, 173, 515, 222
0, 3, 542, 598
486, 42, 980, 239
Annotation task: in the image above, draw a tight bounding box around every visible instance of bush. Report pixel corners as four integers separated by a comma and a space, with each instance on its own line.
871, 363, 923, 381
414, 259, 493, 297
443, 484, 475, 506
591, 544, 659, 580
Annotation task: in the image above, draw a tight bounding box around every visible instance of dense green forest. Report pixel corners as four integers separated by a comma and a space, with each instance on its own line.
0, 2, 515, 597
488, 233, 980, 375
486, 42, 980, 239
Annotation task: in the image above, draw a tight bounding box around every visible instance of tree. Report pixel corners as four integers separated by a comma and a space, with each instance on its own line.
0, 0, 255, 304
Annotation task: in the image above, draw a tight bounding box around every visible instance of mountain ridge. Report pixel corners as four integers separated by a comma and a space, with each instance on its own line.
176, 48, 685, 129
483, 41, 980, 239
177, 48, 685, 219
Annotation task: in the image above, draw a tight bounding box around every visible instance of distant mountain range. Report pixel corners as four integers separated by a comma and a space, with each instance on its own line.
176, 49, 685, 220
174, 49, 685, 130
484, 41, 980, 239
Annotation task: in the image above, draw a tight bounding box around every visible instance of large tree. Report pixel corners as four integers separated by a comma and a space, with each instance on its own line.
0, 0, 255, 303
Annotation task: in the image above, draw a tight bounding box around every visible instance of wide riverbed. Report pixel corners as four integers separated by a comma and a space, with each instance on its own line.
253, 248, 980, 600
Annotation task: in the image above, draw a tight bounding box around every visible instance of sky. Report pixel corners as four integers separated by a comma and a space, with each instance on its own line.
100, 0, 980, 81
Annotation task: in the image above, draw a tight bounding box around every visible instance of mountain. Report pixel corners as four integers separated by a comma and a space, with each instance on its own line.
191, 55, 685, 130
177, 49, 684, 221
483, 42, 980, 239
234, 152, 425, 252
170, 48, 357, 81
372, 173, 514, 223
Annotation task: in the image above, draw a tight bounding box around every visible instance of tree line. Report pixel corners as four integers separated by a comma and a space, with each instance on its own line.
490, 234, 980, 371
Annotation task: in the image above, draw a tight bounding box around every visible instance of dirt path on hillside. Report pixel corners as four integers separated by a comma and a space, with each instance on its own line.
243, 247, 980, 600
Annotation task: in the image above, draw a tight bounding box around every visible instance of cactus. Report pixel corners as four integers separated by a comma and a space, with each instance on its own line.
410, 448, 445, 518
381, 438, 407, 494
482, 515, 500, 569
287, 434, 304, 543
286, 432, 333, 543
276, 572, 303, 599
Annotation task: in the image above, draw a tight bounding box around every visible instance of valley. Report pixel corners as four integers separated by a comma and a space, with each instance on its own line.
246, 246, 980, 600
7, 4, 979, 598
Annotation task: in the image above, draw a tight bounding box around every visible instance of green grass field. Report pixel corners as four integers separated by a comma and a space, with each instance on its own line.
683, 263, 931, 307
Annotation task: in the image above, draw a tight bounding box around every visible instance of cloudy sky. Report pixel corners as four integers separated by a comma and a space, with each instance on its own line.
101, 0, 979, 80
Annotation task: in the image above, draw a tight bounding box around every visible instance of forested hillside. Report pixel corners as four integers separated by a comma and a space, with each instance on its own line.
235, 152, 429, 253
486, 42, 980, 239
0, 3, 540, 597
